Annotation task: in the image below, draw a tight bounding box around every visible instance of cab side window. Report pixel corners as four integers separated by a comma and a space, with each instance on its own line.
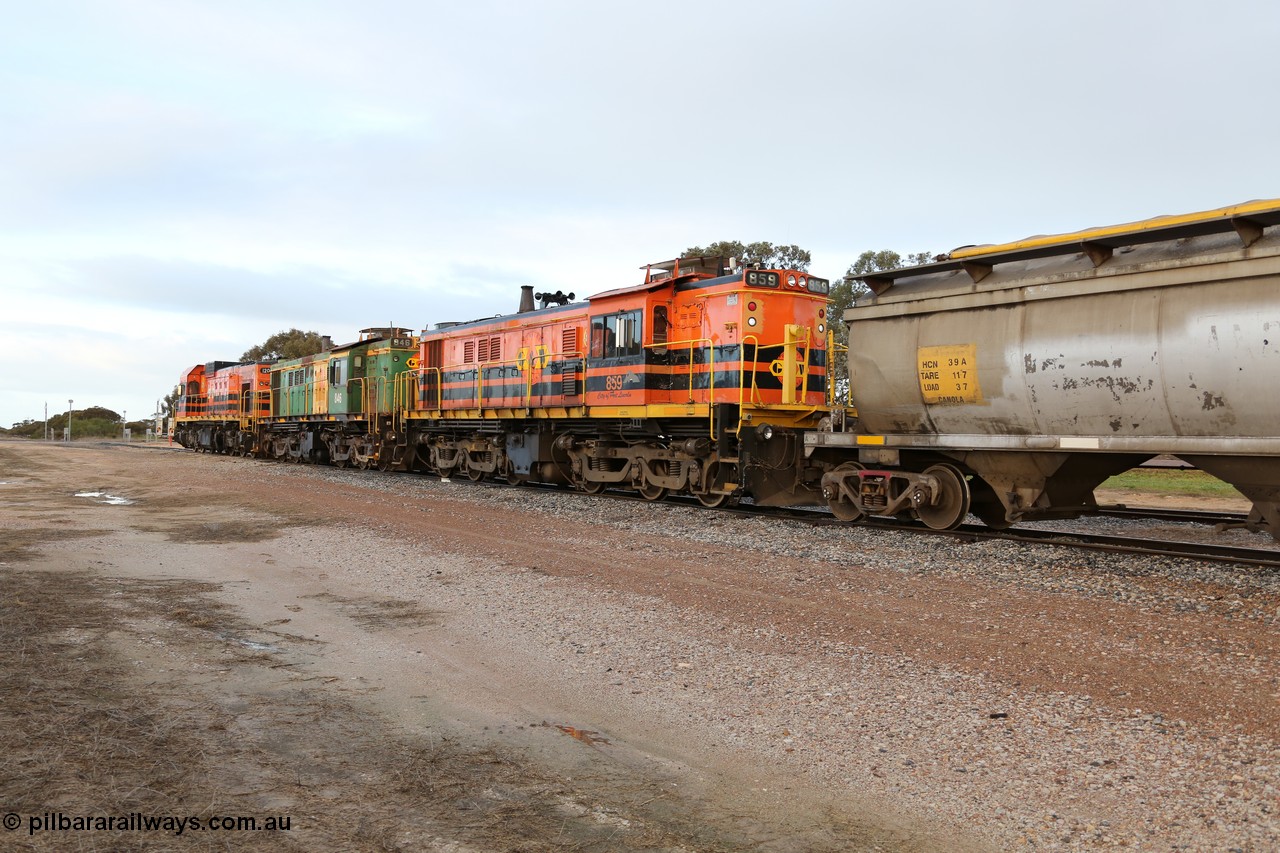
329, 358, 347, 385
652, 306, 669, 353
590, 310, 643, 359
590, 319, 607, 359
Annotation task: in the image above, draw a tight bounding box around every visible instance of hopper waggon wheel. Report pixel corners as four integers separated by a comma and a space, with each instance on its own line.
826, 462, 866, 522
916, 463, 971, 530
638, 481, 668, 502
969, 479, 1013, 530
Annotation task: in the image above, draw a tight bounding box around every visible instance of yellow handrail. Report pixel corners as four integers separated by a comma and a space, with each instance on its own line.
420, 351, 588, 413
644, 336, 715, 437
791, 324, 813, 404
739, 334, 762, 409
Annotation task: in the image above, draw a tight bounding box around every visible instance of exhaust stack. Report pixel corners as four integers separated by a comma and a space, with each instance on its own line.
518, 285, 536, 314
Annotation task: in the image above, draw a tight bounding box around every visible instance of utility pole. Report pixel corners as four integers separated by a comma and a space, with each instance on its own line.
44, 402, 48, 440
67, 399, 73, 442
122, 409, 128, 440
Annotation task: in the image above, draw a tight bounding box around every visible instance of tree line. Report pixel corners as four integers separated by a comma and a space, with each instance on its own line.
4, 407, 156, 438
686, 241, 933, 403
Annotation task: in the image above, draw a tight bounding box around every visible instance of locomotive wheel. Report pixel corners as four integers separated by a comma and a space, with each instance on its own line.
637, 481, 668, 501
580, 480, 607, 495
826, 462, 866, 522
466, 466, 484, 482
694, 460, 731, 507
696, 490, 730, 508
916, 464, 971, 530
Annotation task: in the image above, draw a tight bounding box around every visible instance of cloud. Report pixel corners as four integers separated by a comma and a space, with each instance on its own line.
3, 0, 1280, 429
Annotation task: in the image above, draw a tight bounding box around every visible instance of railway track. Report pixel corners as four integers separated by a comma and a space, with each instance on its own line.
166, 449, 1280, 570
1092, 505, 1251, 526
739, 504, 1280, 569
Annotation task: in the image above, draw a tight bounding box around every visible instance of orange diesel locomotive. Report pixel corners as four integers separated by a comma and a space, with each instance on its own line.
173, 360, 272, 454
401, 256, 831, 506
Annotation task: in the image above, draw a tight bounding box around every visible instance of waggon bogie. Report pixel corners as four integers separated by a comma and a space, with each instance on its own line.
819, 460, 971, 530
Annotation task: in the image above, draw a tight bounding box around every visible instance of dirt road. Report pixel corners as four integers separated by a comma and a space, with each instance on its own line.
2, 441, 1277, 850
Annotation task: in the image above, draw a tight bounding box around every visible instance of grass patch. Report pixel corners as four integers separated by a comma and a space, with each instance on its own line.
0, 528, 110, 563
1100, 468, 1245, 499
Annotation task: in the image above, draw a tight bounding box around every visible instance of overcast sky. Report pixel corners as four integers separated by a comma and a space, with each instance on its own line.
3, 0, 1277, 429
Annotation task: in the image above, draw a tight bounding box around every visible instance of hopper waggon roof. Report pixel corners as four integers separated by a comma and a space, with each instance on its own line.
856, 198, 1280, 295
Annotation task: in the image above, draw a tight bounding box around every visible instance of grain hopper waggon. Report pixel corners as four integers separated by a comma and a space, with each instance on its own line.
809, 199, 1280, 542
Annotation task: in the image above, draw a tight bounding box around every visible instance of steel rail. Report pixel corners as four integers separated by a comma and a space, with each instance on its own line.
170, 450, 1280, 569
492, 481, 1280, 569
1091, 505, 1251, 527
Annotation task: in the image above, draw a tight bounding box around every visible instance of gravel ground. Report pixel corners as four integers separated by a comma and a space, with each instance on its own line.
225, 460, 1280, 851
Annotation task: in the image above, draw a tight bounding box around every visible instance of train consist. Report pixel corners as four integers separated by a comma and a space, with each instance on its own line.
176, 256, 833, 507
175, 200, 1280, 543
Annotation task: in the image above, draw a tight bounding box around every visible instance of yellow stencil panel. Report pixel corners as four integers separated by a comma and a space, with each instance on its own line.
917, 344, 982, 404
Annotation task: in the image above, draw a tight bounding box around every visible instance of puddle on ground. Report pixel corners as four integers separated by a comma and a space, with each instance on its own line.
225, 636, 280, 653
74, 491, 135, 506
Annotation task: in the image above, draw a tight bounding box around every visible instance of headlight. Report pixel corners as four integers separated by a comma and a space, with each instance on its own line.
787, 274, 796, 286
747, 316, 757, 326
818, 323, 825, 334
